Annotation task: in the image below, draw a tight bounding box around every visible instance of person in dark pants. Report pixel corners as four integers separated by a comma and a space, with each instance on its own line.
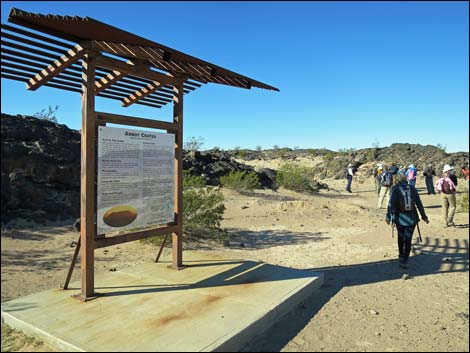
345, 162, 357, 193
423, 164, 436, 194
386, 170, 429, 269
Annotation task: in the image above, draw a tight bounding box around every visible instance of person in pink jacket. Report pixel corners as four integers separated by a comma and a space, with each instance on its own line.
435, 165, 458, 227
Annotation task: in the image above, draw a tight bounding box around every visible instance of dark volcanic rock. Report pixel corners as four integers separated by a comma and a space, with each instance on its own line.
1, 113, 80, 223
183, 150, 276, 188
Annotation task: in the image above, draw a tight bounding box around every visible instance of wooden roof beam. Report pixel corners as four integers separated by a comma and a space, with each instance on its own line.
26, 42, 88, 91
94, 54, 180, 85
91, 40, 164, 62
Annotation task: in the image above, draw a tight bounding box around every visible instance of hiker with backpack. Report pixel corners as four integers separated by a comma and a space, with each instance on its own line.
373, 163, 384, 196
345, 161, 357, 193
406, 164, 418, 187
377, 165, 399, 208
386, 170, 429, 269
423, 164, 436, 195
435, 164, 458, 227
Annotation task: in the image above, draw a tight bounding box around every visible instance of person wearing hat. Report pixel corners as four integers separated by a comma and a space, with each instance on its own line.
386, 170, 429, 269
435, 164, 458, 227
345, 161, 357, 193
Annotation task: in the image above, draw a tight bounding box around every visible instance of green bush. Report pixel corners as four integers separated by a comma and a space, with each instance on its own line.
220, 170, 259, 191
183, 187, 226, 239
183, 171, 206, 188
275, 147, 291, 159
276, 162, 316, 193
236, 149, 249, 159
323, 152, 335, 162
458, 188, 469, 212
143, 173, 225, 246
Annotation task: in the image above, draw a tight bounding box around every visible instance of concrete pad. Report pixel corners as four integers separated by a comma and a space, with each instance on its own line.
1, 251, 323, 352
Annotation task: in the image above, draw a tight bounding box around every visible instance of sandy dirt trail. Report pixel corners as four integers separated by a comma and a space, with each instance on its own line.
1, 176, 469, 352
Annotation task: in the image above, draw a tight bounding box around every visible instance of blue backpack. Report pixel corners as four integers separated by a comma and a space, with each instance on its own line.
380, 171, 393, 187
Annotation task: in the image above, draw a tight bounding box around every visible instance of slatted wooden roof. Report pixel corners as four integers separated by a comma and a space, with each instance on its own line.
1, 7, 279, 109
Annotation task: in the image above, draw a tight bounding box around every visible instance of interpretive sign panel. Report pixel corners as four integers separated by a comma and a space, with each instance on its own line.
97, 126, 175, 234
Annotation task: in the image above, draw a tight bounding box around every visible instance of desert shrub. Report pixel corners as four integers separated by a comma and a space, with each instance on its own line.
220, 170, 259, 191
183, 187, 225, 239
143, 174, 224, 246
183, 170, 206, 188
183, 173, 225, 237
236, 149, 249, 159
275, 147, 291, 159
323, 152, 335, 162
458, 188, 469, 212
276, 162, 316, 193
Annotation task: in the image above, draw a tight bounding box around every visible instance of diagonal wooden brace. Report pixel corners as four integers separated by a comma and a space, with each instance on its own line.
95, 70, 127, 93
121, 80, 165, 107
26, 43, 88, 91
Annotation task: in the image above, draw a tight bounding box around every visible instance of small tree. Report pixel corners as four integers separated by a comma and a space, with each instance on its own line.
184, 136, 204, 152
255, 145, 262, 152
33, 105, 59, 123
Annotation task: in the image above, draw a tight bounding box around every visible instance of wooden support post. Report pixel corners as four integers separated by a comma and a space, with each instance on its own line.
77, 52, 98, 301
172, 81, 184, 269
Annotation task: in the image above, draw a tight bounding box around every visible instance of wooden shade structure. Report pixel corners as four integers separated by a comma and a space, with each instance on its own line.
1, 7, 279, 301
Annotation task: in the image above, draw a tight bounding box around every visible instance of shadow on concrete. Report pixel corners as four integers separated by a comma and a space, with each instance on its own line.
93, 235, 468, 302
244, 236, 469, 351
97, 259, 321, 298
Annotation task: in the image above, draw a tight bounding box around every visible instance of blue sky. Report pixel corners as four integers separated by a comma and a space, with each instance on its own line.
1, 1, 469, 152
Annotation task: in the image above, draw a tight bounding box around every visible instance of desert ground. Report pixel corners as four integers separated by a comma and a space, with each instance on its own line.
1, 174, 469, 352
